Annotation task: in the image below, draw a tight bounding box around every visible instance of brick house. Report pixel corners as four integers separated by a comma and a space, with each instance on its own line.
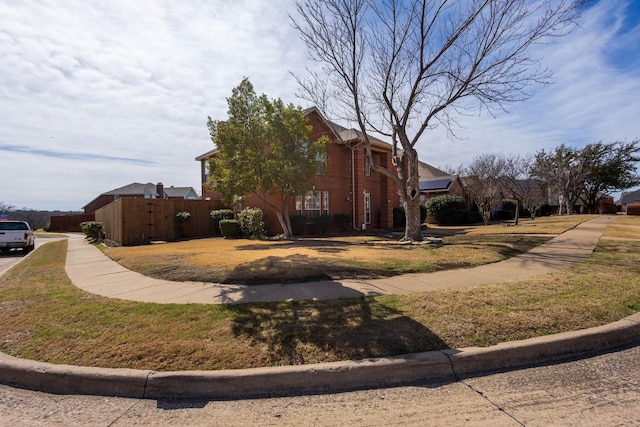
196, 107, 400, 234
83, 182, 198, 214
418, 162, 471, 209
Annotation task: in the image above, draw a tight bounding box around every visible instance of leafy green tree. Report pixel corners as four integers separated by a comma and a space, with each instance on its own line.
580, 140, 640, 213
207, 78, 328, 238
533, 141, 640, 214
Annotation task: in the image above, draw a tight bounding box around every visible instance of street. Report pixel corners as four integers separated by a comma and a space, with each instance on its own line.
1, 343, 638, 426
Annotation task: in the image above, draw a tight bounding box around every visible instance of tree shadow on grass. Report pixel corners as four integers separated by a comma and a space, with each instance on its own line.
221, 254, 399, 284
236, 239, 354, 254
227, 297, 450, 366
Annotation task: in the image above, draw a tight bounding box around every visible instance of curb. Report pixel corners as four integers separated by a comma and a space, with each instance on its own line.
1, 311, 638, 400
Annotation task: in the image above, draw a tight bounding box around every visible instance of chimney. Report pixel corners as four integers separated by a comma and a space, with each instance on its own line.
157, 182, 164, 199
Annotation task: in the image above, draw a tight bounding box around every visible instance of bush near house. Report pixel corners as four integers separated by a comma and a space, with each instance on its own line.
219, 220, 242, 239
426, 195, 465, 225
210, 209, 234, 235
393, 205, 428, 228
289, 215, 306, 236
237, 207, 266, 239
80, 221, 105, 241
332, 213, 352, 232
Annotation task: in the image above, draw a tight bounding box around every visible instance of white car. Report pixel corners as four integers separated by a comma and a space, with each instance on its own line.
0, 220, 36, 255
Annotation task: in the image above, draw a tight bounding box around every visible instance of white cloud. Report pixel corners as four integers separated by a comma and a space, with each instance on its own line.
0, 0, 638, 210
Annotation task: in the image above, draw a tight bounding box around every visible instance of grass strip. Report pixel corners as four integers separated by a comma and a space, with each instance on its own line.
1, 231, 638, 371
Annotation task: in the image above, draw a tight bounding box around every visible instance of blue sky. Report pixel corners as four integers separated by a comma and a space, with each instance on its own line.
1, 0, 639, 211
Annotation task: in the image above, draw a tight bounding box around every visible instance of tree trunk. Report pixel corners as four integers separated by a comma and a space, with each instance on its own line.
261, 193, 293, 239
514, 202, 520, 226
401, 149, 422, 242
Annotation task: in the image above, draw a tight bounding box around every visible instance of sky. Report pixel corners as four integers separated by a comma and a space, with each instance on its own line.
1, 0, 639, 211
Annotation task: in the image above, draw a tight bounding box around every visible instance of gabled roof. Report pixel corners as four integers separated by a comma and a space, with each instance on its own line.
418, 161, 451, 180
164, 186, 198, 199
103, 182, 159, 197
620, 189, 640, 204
196, 107, 394, 160
83, 182, 196, 210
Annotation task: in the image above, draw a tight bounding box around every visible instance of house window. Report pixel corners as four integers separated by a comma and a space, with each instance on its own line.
316, 152, 327, 175
297, 190, 330, 218
322, 191, 329, 215
364, 189, 371, 224
364, 155, 371, 176
305, 191, 321, 218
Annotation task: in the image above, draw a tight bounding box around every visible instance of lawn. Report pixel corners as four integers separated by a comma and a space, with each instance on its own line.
0, 214, 638, 371
99, 215, 599, 284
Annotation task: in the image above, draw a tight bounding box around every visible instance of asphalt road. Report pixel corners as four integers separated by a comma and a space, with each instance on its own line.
1, 344, 638, 426
0, 237, 41, 275
0, 236, 72, 276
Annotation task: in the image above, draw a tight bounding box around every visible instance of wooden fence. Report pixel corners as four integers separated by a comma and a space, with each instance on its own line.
95, 198, 225, 245
50, 213, 95, 232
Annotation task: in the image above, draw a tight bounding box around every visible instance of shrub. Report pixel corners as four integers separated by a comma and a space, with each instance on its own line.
314, 214, 332, 234
502, 200, 517, 212
211, 209, 234, 234
332, 213, 352, 232
237, 207, 265, 238
393, 207, 405, 228
426, 195, 464, 225
539, 204, 553, 217
219, 219, 242, 239
420, 205, 428, 223
393, 205, 428, 227
288, 214, 306, 236
80, 221, 105, 240
495, 210, 515, 221
174, 211, 191, 238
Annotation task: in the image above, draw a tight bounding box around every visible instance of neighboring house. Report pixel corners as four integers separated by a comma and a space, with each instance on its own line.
418, 162, 471, 209
197, 107, 401, 234
619, 188, 640, 213
83, 182, 199, 214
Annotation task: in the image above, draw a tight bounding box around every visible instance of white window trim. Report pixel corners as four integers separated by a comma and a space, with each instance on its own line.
364, 189, 371, 224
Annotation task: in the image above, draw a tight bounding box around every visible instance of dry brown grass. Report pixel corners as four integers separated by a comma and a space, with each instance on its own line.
1, 214, 637, 371
102, 230, 566, 284
426, 214, 599, 236
602, 214, 640, 238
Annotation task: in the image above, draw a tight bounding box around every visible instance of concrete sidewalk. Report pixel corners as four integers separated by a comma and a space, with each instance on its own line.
3, 215, 640, 400
65, 215, 613, 304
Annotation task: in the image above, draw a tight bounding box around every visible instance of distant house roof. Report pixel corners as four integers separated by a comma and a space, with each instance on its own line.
103, 182, 159, 197
620, 189, 640, 204
419, 178, 453, 192
164, 186, 198, 199
83, 182, 198, 211
418, 161, 451, 180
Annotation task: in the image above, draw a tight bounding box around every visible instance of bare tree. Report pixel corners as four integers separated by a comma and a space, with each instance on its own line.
501, 153, 546, 225
292, 0, 582, 241
465, 153, 506, 225
532, 144, 588, 215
